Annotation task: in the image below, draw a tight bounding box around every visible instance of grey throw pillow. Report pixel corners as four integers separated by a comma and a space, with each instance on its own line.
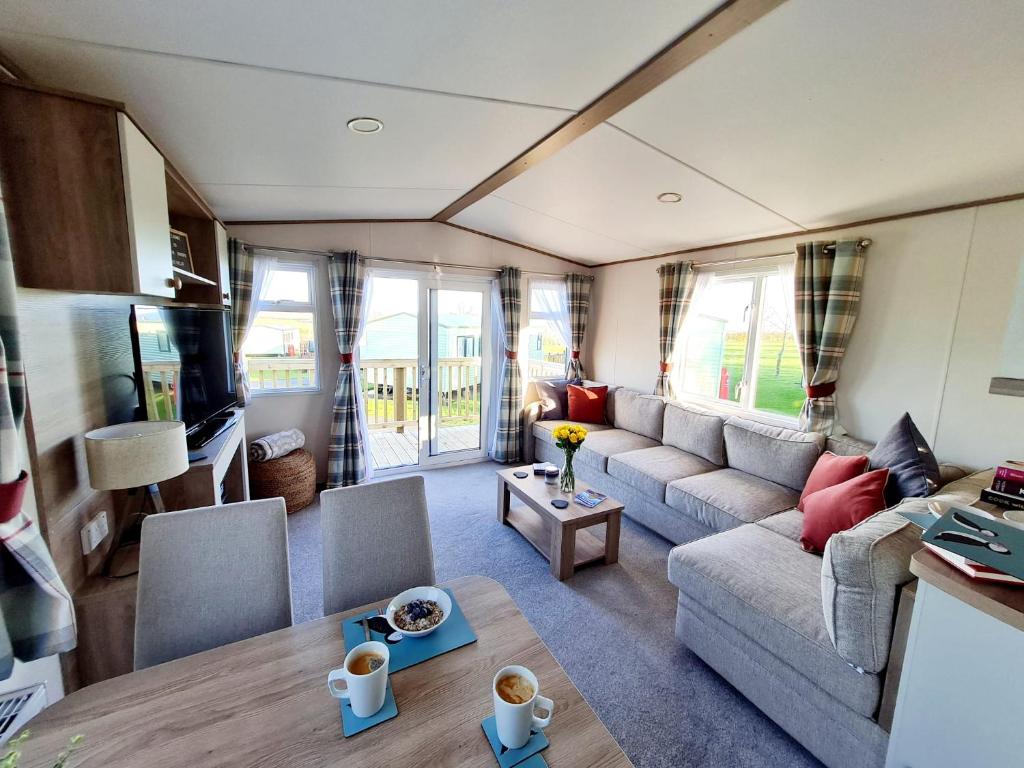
868, 412, 941, 505
535, 380, 570, 421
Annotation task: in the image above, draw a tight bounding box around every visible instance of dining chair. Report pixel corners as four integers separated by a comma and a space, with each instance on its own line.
134, 498, 293, 670
321, 475, 436, 614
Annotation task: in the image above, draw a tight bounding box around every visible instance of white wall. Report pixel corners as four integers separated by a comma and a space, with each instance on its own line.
590, 199, 1024, 470
226, 221, 591, 481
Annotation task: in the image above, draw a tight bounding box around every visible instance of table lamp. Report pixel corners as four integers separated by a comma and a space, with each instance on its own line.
85, 421, 189, 577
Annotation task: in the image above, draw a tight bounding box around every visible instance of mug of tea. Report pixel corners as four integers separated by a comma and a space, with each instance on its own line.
327, 641, 390, 718
492, 665, 554, 749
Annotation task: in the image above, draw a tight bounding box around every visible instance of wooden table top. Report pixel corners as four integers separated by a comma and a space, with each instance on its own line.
911, 549, 1024, 632
498, 466, 624, 525
22, 576, 632, 768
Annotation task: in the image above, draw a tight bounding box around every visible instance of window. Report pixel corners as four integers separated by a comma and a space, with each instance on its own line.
524, 280, 569, 380
678, 265, 803, 420
241, 260, 319, 393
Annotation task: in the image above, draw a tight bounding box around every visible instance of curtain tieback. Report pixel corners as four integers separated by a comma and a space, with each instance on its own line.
570, 350, 580, 360
339, 352, 354, 364
232, 352, 241, 364
0, 471, 30, 525
659, 361, 673, 373
806, 381, 836, 398
505, 350, 518, 361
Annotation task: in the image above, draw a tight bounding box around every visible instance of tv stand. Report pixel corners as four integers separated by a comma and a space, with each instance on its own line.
187, 411, 238, 449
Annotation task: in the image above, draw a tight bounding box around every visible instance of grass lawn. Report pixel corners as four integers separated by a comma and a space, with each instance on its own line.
363, 391, 481, 427
722, 332, 804, 418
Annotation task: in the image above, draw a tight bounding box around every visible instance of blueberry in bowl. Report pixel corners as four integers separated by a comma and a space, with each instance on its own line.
385, 586, 452, 638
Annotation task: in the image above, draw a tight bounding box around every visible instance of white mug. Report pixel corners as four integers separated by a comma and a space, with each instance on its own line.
492, 665, 554, 749
327, 641, 390, 718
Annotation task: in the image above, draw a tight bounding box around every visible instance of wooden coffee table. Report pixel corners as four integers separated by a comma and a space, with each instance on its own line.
497, 466, 624, 581
17, 576, 632, 768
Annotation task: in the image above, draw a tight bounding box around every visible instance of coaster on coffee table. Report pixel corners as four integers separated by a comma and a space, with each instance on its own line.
340, 680, 398, 737
512, 471, 529, 479
550, 499, 569, 510
481, 715, 549, 768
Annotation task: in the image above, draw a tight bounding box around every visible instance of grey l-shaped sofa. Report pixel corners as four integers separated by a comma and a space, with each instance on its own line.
524, 383, 987, 768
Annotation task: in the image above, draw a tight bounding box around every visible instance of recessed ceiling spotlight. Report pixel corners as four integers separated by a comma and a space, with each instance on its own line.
347, 117, 384, 134
657, 192, 683, 203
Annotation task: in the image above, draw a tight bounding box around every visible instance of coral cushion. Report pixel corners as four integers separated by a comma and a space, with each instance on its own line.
798, 451, 870, 512
567, 384, 608, 424
800, 468, 890, 554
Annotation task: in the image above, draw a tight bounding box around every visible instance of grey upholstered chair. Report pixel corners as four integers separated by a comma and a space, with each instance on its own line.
134, 498, 293, 670
320, 475, 436, 615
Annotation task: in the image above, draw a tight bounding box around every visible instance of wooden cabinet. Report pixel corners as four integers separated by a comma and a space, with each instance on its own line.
0, 80, 225, 300
116, 113, 175, 298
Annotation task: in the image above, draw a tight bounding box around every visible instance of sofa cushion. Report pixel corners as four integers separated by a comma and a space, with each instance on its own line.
567, 384, 608, 424
666, 468, 800, 532
800, 468, 890, 554
532, 420, 612, 448
723, 417, 825, 491
535, 379, 570, 420
756, 509, 803, 543
612, 389, 666, 441
668, 524, 882, 717
868, 412, 942, 506
798, 451, 870, 511
575, 429, 659, 472
607, 446, 717, 503
825, 434, 874, 457
820, 468, 992, 674
662, 401, 726, 466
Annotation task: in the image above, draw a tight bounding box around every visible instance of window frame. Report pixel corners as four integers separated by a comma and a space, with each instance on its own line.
245, 259, 321, 397
674, 257, 801, 428
524, 278, 569, 381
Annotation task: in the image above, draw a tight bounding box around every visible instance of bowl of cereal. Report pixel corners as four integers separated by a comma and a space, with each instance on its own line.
385, 586, 452, 638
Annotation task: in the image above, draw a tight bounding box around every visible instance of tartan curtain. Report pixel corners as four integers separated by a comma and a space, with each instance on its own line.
0, 198, 76, 679
491, 267, 522, 463
327, 251, 369, 487
793, 240, 868, 434
654, 261, 696, 397
565, 273, 591, 382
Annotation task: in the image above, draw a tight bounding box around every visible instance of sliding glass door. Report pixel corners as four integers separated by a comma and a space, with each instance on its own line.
360, 273, 491, 472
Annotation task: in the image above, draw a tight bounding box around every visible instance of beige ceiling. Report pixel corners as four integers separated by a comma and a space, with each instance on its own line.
1, 0, 1022, 264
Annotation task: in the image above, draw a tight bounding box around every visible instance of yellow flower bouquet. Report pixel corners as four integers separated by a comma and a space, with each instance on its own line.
552, 423, 587, 492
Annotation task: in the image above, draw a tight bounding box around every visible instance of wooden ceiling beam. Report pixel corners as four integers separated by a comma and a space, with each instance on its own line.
431, 0, 786, 222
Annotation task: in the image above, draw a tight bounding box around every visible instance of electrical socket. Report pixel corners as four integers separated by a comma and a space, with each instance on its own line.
80, 510, 109, 555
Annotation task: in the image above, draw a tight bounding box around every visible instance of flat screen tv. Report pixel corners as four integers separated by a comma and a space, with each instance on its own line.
130, 305, 237, 443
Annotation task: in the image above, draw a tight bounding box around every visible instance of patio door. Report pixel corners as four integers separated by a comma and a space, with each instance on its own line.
419, 278, 491, 467
361, 273, 491, 473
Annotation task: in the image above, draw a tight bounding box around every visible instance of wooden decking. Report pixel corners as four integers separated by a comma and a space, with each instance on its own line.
369, 423, 482, 470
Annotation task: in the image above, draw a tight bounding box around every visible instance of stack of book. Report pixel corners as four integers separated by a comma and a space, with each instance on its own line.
981, 460, 1024, 511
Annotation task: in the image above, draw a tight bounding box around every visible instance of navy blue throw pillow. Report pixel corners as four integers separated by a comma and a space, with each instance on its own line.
868, 412, 942, 506
535, 379, 570, 421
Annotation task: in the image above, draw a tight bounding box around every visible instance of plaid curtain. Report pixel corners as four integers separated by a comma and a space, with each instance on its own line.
492, 266, 522, 463
565, 273, 591, 382
654, 261, 696, 397
0, 198, 76, 679
793, 240, 867, 434
228, 238, 254, 404
327, 251, 368, 487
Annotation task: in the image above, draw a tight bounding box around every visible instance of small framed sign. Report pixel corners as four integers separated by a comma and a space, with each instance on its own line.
169, 229, 193, 273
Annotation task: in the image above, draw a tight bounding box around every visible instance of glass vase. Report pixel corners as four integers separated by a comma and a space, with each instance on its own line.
560, 451, 576, 494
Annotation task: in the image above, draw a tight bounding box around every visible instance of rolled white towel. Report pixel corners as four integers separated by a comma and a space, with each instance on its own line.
249, 428, 306, 462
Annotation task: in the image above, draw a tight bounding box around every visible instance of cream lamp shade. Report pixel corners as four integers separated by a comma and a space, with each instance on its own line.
84, 421, 189, 491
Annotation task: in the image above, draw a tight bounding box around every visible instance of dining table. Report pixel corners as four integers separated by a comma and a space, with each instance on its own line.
18, 575, 633, 767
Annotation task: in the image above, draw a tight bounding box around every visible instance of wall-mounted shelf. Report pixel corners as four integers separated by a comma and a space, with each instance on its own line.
173, 266, 217, 287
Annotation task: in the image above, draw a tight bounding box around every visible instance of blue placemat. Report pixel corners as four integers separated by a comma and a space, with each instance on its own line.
341, 588, 477, 673
340, 680, 397, 737
481, 715, 549, 767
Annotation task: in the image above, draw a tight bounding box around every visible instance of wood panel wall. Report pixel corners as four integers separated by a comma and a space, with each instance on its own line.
17, 290, 139, 594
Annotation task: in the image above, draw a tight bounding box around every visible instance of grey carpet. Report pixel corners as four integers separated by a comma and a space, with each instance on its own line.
287, 461, 823, 768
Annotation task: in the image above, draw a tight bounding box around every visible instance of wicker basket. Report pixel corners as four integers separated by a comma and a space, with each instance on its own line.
248, 448, 316, 514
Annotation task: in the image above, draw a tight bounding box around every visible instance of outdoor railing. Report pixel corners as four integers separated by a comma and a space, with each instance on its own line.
361, 357, 482, 432
246, 356, 317, 390
140, 362, 180, 420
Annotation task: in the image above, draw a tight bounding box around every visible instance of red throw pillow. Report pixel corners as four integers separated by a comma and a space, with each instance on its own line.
567, 384, 608, 424
800, 468, 890, 554
798, 452, 870, 512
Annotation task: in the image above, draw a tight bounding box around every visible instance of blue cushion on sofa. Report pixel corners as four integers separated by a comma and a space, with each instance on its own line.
868, 413, 941, 505
535, 379, 569, 420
